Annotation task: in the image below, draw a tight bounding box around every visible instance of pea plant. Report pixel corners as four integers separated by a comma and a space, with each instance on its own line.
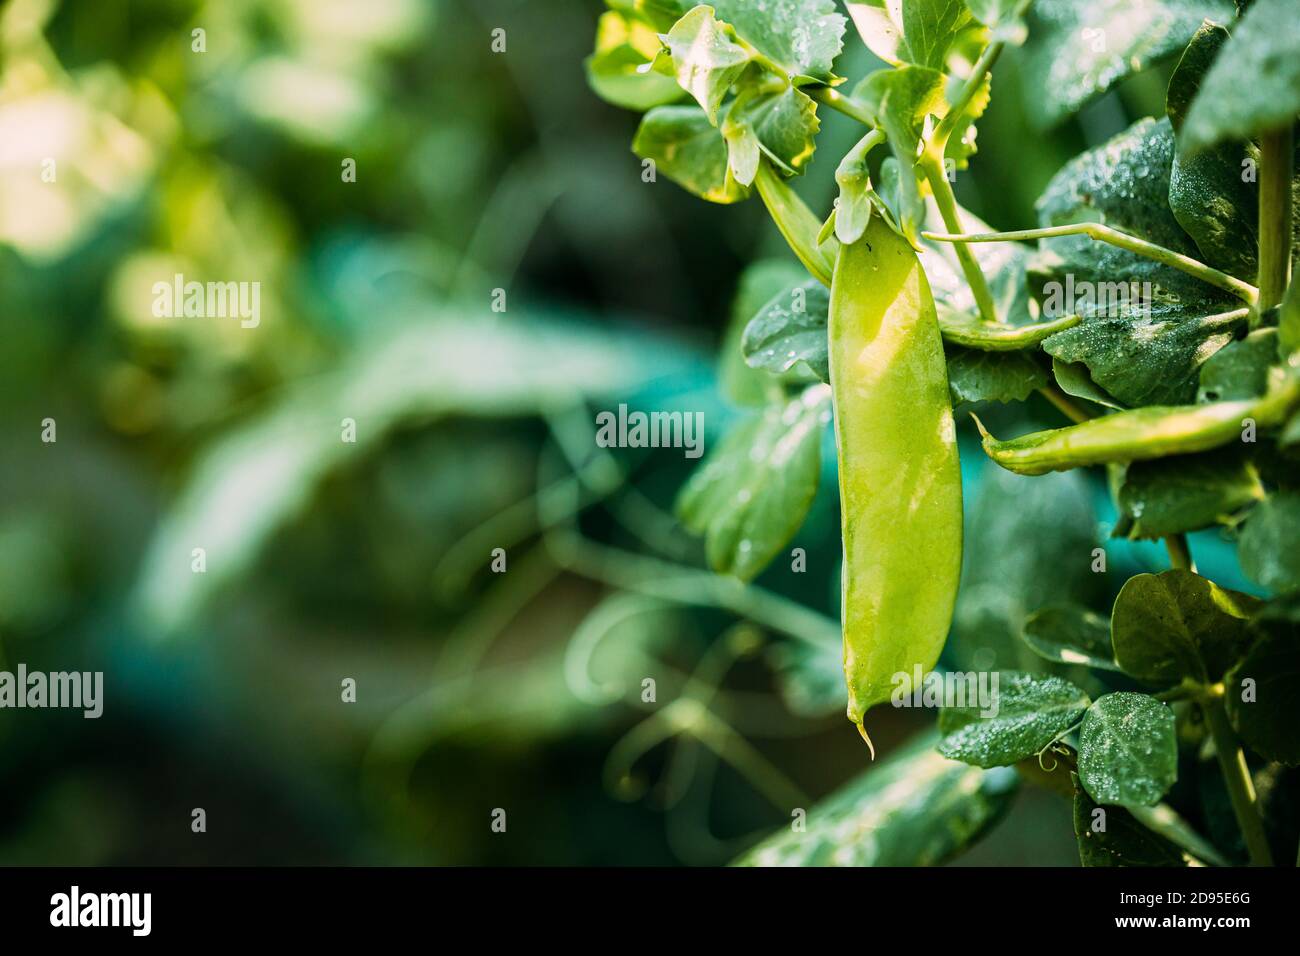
585, 0, 1300, 866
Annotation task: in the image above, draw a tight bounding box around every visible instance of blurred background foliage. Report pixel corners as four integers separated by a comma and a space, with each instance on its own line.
0, 0, 1256, 865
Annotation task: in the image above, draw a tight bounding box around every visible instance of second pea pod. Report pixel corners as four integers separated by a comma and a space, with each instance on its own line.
828, 215, 964, 747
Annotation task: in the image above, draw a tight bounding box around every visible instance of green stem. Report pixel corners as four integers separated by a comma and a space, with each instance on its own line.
807, 86, 876, 128
920, 152, 999, 323
924, 224, 1259, 304
1203, 697, 1273, 866
1257, 126, 1295, 316
931, 39, 1004, 152
1039, 383, 1091, 424
1165, 533, 1195, 572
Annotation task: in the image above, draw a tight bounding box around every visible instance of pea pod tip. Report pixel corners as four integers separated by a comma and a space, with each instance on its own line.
855, 721, 876, 761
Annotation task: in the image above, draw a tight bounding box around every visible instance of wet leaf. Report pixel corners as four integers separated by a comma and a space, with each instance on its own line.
938, 672, 1090, 768
736, 731, 1019, 866
1078, 692, 1178, 806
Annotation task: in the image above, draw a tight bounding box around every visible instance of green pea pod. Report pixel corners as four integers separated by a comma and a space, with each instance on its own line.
974, 373, 1300, 476
830, 215, 963, 750
754, 162, 838, 286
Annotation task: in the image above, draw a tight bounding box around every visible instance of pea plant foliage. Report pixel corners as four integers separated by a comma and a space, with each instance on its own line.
587, 0, 1300, 867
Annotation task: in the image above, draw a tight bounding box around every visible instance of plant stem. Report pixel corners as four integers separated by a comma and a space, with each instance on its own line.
924, 224, 1260, 304
807, 86, 875, 127
1203, 697, 1273, 865
1039, 383, 1090, 424
1165, 533, 1195, 572
1257, 125, 1295, 316
931, 39, 1003, 152
920, 152, 999, 323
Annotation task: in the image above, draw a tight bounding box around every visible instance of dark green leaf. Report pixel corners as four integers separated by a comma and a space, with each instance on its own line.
950, 465, 1101, 672
1074, 789, 1188, 866
1166, 21, 1260, 280
1239, 492, 1300, 595
1118, 450, 1264, 538
1043, 310, 1242, 408
741, 279, 831, 383
712, 0, 847, 84
1051, 357, 1125, 410
676, 386, 829, 580
586, 10, 687, 112
1079, 692, 1178, 806
1023, 605, 1121, 672
945, 346, 1046, 406
1197, 328, 1278, 402
1034, 116, 1232, 310
1225, 619, 1300, 765
633, 105, 751, 204
720, 260, 807, 406
1111, 569, 1261, 685
1019, 0, 1236, 129
1181, 0, 1300, 153
736, 731, 1019, 866
938, 672, 1090, 768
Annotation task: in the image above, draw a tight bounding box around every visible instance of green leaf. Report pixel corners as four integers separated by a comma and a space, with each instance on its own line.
711, 0, 847, 83
660, 5, 753, 123
1031, 119, 1244, 405
720, 260, 807, 406
1079, 692, 1178, 806
1018, 0, 1236, 129
1181, 0, 1300, 153
1074, 789, 1188, 866
1238, 492, 1300, 595
1051, 358, 1125, 410
963, 0, 1029, 44
944, 346, 1046, 406
1023, 605, 1121, 672
938, 672, 1090, 768
1118, 450, 1264, 538
1166, 21, 1260, 280
586, 10, 687, 112
846, 0, 978, 71
1043, 310, 1242, 408
633, 105, 751, 204
1033, 116, 1239, 328
605, 0, 690, 33
855, 66, 947, 242
676, 386, 828, 580
723, 84, 820, 185
741, 279, 831, 383
950, 465, 1101, 673
1225, 620, 1300, 765
736, 731, 1019, 866
1281, 273, 1300, 359
1111, 569, 1261, 685
1197, 328, 1278, 402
